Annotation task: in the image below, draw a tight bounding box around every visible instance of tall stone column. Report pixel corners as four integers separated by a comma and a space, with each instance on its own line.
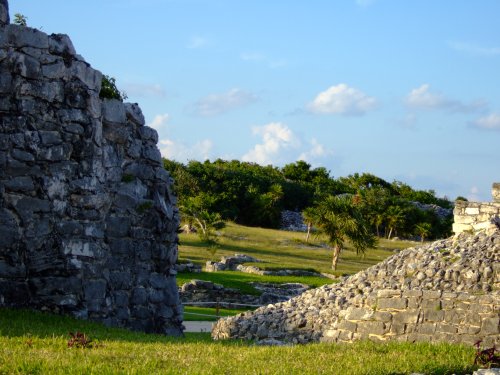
0, 0, 9, 26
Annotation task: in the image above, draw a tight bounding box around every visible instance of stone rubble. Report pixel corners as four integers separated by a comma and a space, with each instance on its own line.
205, 253, 261, 272
206, 252, 328, 278
180, 279, 310, 307
212, 229, 500, 346
0, 2, 182, 335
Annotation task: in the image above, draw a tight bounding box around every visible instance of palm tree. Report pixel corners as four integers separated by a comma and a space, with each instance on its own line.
414, 222, 432, 242
385, 205, 405, 240
313, 195, 376, 270
302, 206, 318, 243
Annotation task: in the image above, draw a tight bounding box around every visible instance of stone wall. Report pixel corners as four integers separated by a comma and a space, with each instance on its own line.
322, 289, 499, 347
0, 3, 182, 335
453, 183, 500, 234
213, 230, 499, 346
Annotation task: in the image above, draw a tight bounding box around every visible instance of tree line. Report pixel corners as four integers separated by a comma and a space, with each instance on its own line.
163, 158, 455, 244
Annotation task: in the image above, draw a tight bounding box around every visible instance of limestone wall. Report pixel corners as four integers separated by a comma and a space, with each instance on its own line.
322, 289, 499, 347
453, 183, 500, 234
212, 230, 499, 345
0, 4, 182, 335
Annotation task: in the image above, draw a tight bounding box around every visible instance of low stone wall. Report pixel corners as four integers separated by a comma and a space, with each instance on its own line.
180, 279, 310, 307
453, 183, 500, 234
323, 289, 499, 347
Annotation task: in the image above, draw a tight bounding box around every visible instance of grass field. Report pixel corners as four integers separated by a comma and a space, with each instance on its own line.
2, 225, 477, 374
183, 306, 249, 321
179, 222, 415, 275
177, 222, 416, 294
0, 308, 478, 374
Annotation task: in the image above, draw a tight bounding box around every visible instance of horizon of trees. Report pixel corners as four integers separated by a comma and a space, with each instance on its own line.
163, 158, 454, 241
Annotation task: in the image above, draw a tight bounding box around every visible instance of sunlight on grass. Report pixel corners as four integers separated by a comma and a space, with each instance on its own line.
0, 308, 477, 375
178, 222, 415, 281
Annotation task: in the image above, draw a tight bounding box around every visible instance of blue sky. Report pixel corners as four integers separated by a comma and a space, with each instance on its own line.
10, 0, 500, 201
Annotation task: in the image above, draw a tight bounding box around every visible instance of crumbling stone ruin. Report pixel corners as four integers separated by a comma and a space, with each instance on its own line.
453, 183, 500, 234
213, 187, 500, 346
0, 1, 183, 335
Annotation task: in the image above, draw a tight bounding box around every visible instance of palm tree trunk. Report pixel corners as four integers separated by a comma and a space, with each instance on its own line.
387, 227, 393, 240
331, 245, 341, 270
305, 222, 311, 242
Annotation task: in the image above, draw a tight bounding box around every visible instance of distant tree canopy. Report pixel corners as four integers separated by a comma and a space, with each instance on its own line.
163, 158, 453, 240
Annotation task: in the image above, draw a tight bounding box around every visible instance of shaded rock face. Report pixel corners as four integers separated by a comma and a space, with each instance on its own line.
213, 230, 500, 346
0, 9, 182, 335
0, 0, 8, 26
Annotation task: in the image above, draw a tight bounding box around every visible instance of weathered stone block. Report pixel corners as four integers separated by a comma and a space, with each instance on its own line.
337, 320, 357, 332
345, 307, 374, 321
357, 321, 387, 336
422, 309, 444, 322
4, 176, 34, 192
0, 0, 9, 26
48, 33, 76, 55
377, 297, 407, 310
492, 183, 500, 202
102, 99, 126, 124
84, 280, 106, 301
393, 310, 419, 324
131, 287, 147, 305
435, 323, 457, 334
377, 289, 401, 298
480, 317, 500, 336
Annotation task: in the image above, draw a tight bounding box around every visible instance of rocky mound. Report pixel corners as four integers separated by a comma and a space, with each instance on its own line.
212, 230, 499, 345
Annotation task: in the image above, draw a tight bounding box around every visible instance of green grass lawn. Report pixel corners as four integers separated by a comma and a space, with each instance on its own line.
183, 306, 250, 321
0, 308, 478, 374
179, 222, 415, 275
177, 222, 416, 293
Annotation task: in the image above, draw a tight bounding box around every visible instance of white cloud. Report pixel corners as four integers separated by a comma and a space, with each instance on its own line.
308, 83, 377, 115
406, 84, 445, 109
148, 113, 169, 130
193, 88, 257, 117
242, 123, 300, 165
449, 41, 500, 57
298, 138, 332, 162
470, 113, 500, 130
122, 83, 166, 98
158, 138, 213, 162
405, 84, 485, 113
186, 36, 209, 49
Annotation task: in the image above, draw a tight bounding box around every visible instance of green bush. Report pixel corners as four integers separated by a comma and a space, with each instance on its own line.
99, 75, 127, 101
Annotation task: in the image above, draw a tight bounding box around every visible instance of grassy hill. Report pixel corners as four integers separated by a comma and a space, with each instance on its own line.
177, 222, 416, 293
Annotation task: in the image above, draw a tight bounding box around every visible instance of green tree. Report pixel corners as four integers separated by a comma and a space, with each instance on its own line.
385, 205, 405, 239
313, 195, 376, 270
302, 206, 319, 243
180, 194, 225, 246
414, 222, 432, 242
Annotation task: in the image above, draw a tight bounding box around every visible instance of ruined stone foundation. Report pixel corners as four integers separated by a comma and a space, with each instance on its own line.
0, 3, 183, 335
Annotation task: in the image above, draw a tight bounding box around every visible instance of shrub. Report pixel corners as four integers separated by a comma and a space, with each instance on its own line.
14, 13, 28, 26
100, 75, 127, 101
